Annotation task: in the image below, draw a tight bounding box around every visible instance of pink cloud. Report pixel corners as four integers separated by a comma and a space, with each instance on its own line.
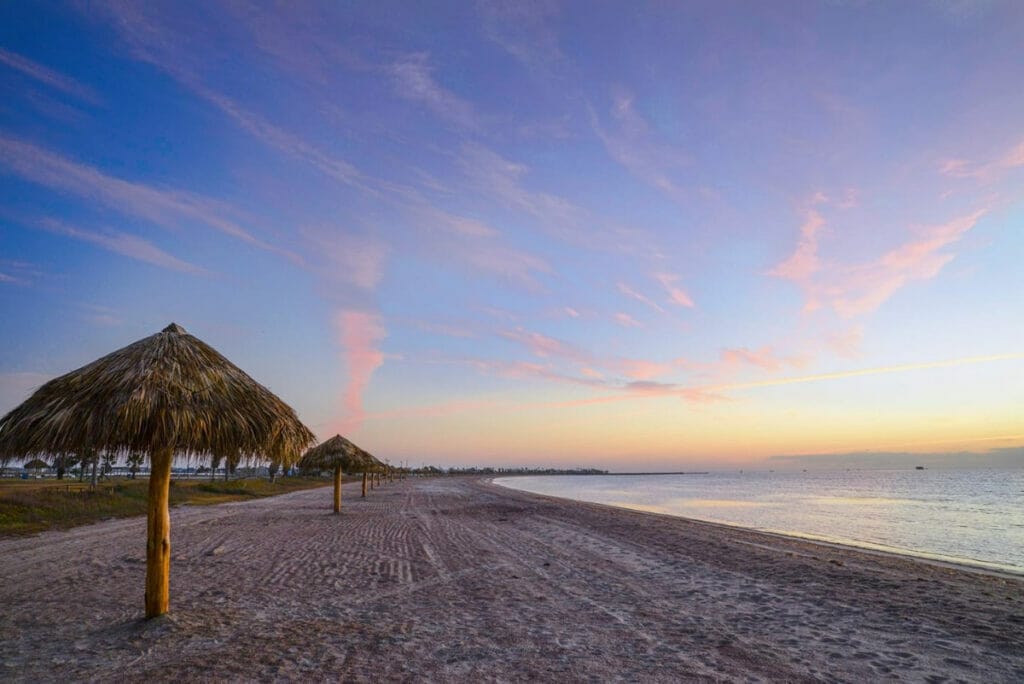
614, 312, 642, 328
768, 209, 825, 283
939, 137, 1024, 180
679, 387, 732, 404
652, 272, 695, 307
617, 281, 665, 313
494, 327, 681, 384
830, 210, 986, 317
458, 357, 609, 391
771, 199, 986, 317
501, 328, 584, 361
616, 359, 673, 380
824, 327, 864, 359
563, 306, 580, 318
719, 346, 785, 372
716, 346, 809, 375
334, 310, 387, 435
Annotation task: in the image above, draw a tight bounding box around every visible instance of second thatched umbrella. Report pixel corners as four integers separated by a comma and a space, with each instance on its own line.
0, 323, 314, 618
298, 434, 368, 513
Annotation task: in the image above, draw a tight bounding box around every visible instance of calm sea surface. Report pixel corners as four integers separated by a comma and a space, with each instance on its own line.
495, 469, 1024, 574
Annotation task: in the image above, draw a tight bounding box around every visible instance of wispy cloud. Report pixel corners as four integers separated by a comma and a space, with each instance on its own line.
617, 281, 665, 313
0, 47, 102, 105
0, 260, 43, 287
830, 210, 986, 317
652, 272, 695, 307
389, 53, 478, 130
718, 346, 808, 374
455, 240, 551, 290
80, 303, 123, 327
300, 226, 388, 290
478, 0, 564, 74
552, 352, 1024, 410
939, 137, 1024, 181
455, 143, 662, 258
195, 85, 368, 192
823, 327, 864, 359
616, 359, 674, 381
614, 312, 642, 328
501, 328, 586, 361
38, 218, 206, 274
334, 310, 387, 435
711, 352, 1023, 393
770, 198, 986, 317
591, 90, 691, 201
413, 320, 478, 339
362, 396, 506, 423
0, 135, 300, 262
767, 208, 825, 284
120, 38, 549, 291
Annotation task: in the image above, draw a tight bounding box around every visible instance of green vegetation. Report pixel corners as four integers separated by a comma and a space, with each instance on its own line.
0, 477, 331, 537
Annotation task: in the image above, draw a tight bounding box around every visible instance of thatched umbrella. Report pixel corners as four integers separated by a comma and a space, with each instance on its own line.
0, 323, 314, 618
23, 458, 49, 473
363, 452, 386, 489
298, 434, 366, 513
356, 447, 381, 497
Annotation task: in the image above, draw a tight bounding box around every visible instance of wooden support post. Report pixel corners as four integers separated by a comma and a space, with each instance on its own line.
333, 465, 342, 513
145, 447, 173, 618
361, 471, 367, 498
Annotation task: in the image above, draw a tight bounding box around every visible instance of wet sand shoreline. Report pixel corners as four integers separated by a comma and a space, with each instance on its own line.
491, 476, 1024, 581
1, 476, 1022, 682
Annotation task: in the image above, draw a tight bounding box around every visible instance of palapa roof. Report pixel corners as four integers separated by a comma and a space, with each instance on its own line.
361, 451, 386, 472
299, 434, 372, 472
0, 323, 315, 464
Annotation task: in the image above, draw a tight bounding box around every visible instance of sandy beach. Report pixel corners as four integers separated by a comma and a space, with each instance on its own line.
1, 476, 1021, 682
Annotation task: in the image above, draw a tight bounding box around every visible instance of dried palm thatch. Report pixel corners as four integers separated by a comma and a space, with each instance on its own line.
360, 451, 386, 490
0, 323, 315, 618
0, 323, 313, 460
298, 434, 370, 513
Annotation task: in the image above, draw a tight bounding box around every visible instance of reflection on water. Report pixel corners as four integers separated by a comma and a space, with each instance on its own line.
495, 469, 1024, 573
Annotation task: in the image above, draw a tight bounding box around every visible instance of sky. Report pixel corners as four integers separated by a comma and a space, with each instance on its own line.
1, 1, 1022, 471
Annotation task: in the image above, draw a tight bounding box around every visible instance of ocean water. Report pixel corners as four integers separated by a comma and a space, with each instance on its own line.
494, 469, 1024, 574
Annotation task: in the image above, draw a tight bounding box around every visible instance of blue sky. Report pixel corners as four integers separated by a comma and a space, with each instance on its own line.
1, 1, 1022, 469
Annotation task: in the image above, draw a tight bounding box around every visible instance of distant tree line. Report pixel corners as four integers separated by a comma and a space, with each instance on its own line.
438, 466, 607, 475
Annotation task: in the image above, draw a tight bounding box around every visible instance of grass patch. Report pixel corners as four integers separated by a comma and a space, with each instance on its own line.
0, 476, 332, 537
